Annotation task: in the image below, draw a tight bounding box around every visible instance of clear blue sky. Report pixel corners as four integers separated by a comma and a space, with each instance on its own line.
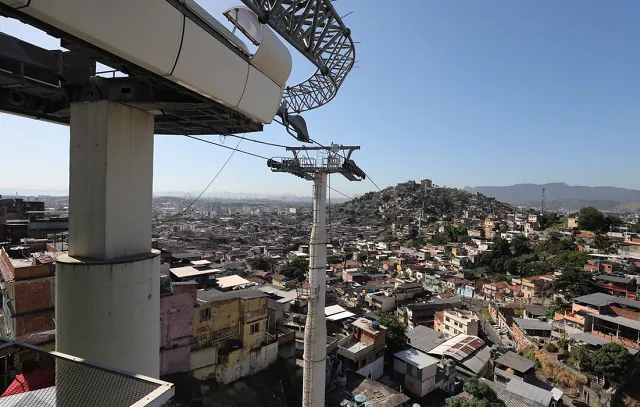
1, 1, 639, 197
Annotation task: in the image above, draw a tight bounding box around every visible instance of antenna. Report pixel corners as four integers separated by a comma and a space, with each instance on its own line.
541, 188, 546, 215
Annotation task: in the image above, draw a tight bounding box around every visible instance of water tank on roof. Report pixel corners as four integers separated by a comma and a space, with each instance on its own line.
354, 394, 367, 403
372, 321, 380, 329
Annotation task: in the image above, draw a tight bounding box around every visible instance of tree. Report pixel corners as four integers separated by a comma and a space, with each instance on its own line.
511, 236, 531, 257
376, 313, 409, 359
578, 207, 618, 233
248, 256, 270, 272
278, 257, 309, 282
357, 253, 368, 264
579, 343, 634, 385
552, 269, 598, 300
594, 233, 615, 254
449, 378, 506, 407
539, 212, 560, 230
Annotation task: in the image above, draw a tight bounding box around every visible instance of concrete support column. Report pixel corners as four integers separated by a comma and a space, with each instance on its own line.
302, 172, 327, 407
56, 101, 160, 378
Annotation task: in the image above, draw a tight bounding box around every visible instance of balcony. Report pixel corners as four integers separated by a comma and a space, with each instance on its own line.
0, 340, 174, 406
337, 336, 375, 361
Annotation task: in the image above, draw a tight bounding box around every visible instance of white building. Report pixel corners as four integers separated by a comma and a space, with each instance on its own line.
437, 309, 479, 337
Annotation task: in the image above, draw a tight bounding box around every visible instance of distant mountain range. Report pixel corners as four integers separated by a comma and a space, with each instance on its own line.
465, 183, 640, 211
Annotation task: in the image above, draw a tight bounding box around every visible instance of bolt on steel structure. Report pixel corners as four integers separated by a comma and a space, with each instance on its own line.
268, 145, 364, 407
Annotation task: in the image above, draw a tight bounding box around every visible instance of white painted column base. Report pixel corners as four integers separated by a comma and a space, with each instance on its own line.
55, 250, 160, 378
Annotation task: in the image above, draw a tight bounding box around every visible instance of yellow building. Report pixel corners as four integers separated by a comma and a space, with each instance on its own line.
190, 288, 277, 383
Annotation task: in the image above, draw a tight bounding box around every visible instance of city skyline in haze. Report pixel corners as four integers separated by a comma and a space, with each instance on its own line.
1, 1, 639, 197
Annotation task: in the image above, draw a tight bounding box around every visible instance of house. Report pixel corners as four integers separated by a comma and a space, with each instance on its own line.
272, 274, 296, 289
511, 318, 553, 350
395, 281, 424, 301
556, 292, 640, 350
190, 289, 277, 383
170, 265, 219, 284
400, 296, 462, 329
216, 274, 252, 291
456, 284, 476, 299
483, 281, 509, 300
365, 291, 397, 313
342, 269, 370, 284
434, 308, 479, 337
0, 246, 60, 349
478, 378, 562, 407
522, 276, 553, 300
159, 280, 197, 376
494, 351, 535, 384
393, 348, 443, 397
405, 326, 445, 353
427, 334, 491, 379
336, 318, 386, 380
325, 370, 409, 407
524, 304, 548, 321
489, 304, 516, 331
596, 274, 637, 300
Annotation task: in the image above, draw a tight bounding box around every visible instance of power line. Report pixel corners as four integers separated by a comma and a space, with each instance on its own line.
184, 135, 270, 160
155, 134, 247, 236
328, 185, 352, 200
223, 133, 290, 148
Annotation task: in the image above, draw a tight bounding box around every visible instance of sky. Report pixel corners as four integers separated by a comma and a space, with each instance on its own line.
1, 1, 639, 197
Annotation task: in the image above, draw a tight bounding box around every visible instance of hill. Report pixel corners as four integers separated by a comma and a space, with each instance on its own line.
465, 182, 640, 210
335, 181, 512, 226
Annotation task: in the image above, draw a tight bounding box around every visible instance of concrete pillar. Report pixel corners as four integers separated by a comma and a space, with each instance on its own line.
56, 101, 160, 378
302, 172, 327, 407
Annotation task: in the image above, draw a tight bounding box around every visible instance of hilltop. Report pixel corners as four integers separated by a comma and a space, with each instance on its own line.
466, 182, 640, 211
335, 181, 512, 227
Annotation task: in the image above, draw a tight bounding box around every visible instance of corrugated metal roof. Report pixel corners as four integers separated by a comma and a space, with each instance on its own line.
495, 351, 535, 373
197, 288, 267, 303
513, 318, 552, 331
394, 348, 439, 369
406, 326, 445, 353
505, 380, 553, 406
428, 335, 485, 361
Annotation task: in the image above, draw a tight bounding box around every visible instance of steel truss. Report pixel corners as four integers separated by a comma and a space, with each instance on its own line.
240, 0, 356, 113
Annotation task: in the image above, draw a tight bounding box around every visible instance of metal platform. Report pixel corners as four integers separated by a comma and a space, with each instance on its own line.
0, 340, 174, 407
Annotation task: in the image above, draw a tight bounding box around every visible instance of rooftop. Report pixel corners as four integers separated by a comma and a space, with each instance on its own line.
325, 371, 409, 407
596, 274, 634, 284
216, 274, 251, 289
352, 318, 383, 335
406, 326, 445, 353
588, 312, 640, 331
574, 292, 640, 310
571, 331, 639, 355
394, 348, 439, 369
0, 340, 173, 406
169, 265, 217, 279
505, 380, 553, 406
428, 335, 485, 361
513, 317, 552, 331
197, 288, 267, 303
524, 304, 547, 317
495, 351, 535, 373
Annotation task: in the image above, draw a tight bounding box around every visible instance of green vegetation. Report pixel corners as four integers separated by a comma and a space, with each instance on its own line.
448, 378, 506, 407
545, 343, 558, 353
551, 268, 599, 300
578, 206, 622, 233
376, 313, 410, 359
278, 257, 309, 282
357, 252, 368, 264
574, 343, 634, 385
431, 225, 469, 244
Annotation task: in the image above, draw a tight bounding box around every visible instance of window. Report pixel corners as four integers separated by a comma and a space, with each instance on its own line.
200, 308, 211, 321
250, 322, 260, 334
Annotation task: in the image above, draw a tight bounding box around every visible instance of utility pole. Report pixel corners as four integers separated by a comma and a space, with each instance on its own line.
268, 144, 364, 407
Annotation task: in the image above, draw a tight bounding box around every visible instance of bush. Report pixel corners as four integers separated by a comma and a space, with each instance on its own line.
557, 337, 569, 350
546, 343, 558, 353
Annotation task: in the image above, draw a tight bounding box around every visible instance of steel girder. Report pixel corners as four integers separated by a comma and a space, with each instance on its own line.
240, 0, 356, 113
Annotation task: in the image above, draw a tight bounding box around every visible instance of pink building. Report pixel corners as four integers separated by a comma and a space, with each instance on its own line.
160, 281, 197, 377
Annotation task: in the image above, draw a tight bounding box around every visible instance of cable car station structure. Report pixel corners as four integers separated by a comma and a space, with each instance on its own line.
0, 1, 356, 396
